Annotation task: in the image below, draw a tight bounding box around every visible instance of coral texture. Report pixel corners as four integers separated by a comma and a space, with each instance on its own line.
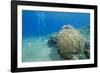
56, 25, 85, 59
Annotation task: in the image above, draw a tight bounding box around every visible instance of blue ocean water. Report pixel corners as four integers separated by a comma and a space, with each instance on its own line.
22, 10, 90, 62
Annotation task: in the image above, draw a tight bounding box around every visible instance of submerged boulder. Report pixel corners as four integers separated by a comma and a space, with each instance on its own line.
56, 25, 85, 59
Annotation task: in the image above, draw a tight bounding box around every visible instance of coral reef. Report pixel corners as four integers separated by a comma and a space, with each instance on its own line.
56, 25, 85, 59
47, 25, 90, 60
80, 25, 90, 59
84, 40, 90, 58
80, 25, 90, 40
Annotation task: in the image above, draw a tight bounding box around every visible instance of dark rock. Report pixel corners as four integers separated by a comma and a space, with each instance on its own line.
47, 33, 57, 47
84, 49, 90, 58
84, 41, 90, 58
85, 41, 90, 49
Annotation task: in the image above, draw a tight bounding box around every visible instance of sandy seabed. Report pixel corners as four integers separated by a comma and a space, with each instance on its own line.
22, 36, 64, 62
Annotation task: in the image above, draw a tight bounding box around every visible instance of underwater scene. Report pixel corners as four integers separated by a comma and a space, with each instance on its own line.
22, 10, 90, 62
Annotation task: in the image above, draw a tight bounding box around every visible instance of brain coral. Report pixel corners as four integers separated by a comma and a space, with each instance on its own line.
56, 25, 85, 59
